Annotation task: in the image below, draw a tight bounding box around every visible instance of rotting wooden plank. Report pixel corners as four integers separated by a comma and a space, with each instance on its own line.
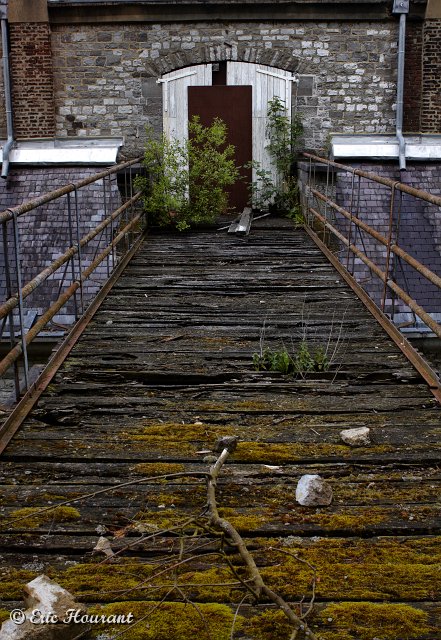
0, 219, 440, 640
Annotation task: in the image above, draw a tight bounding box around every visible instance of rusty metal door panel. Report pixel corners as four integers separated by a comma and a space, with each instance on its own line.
188, 85, 252, 213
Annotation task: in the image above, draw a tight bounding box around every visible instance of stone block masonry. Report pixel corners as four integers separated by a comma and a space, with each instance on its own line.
50, 21, 400, 156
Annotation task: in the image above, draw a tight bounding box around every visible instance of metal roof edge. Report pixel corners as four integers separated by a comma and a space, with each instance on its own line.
331, 134, 441, 161
0, 137, 125, 166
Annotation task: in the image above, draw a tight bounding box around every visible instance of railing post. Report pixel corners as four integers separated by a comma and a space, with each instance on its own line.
2, 220, 20, 400
11, 211, 29, 390
66, 192, 79, 321
73, 187, 85, 315
108, 174, 116, 267
102, 176, 111, 278
346, 171, 356, 272
381, 183, 397, 312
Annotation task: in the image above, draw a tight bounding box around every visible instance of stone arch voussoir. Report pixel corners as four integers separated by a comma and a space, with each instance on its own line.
144, 43, 313, 77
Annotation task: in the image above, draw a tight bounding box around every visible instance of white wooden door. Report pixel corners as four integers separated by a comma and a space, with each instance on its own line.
227, 62, 296, 186
159, 62, 296, 188
159, 64, 212, 143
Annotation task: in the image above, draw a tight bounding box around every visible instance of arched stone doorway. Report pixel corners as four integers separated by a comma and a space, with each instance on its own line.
158, 60, 298, 212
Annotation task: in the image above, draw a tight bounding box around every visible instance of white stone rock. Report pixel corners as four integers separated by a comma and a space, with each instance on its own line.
340, 427, 371, 447
296, 474, 333, 506
0, 575, 87, 640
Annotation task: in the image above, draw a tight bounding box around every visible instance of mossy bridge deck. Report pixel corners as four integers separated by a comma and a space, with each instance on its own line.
1, 217, 440, 639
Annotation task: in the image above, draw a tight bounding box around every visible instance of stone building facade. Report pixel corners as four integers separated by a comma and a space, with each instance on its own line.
0, 0, 440, 332
0, 0, 436, 154
49, 20, 401, 155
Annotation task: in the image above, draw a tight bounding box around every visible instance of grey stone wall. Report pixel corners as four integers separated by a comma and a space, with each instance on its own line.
50, 21, 400, 156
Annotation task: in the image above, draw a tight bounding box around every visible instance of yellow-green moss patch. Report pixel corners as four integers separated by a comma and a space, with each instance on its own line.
126, 422, 236, 453
56, 563, 155, 601
0, 609, 11, 624
88, 601, 242, 639
3, 506, 81, 529
307, 511, 387, 531
0, 569, 38, 599
258, 537, 441, 601
318, 602, 432, 640
234, 441, 356, 463
219, 507, 266, 532
131, 462, 185, 476
244, 609, 292, 640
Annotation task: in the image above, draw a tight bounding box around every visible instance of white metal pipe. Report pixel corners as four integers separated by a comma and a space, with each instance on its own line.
1, 18, 14, 179
396, 11, 407, 171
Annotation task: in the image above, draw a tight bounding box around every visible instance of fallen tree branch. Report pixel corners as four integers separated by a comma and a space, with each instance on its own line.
206, 436, 319, 640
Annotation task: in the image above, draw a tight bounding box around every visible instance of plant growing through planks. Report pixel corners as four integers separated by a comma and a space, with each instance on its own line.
253, 307, 348, 377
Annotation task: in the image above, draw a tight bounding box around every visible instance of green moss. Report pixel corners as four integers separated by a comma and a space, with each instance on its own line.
231, 400, 272, 411
0, 609, 11, 624
56, 563, 155, 601
87, 601, 242, 639
218, 507, 266, 532
56, 562, 239, 603
127, 422, 235, 454
234, 441, 383, 463
244, 609, 292, 640
318, 602, 432, 639
334, 481, 440, 504
175, 566, 243, 601
3, 506, 81, 529
258, 537, 441, 601
307, 512, 387, 531
131, 462, 185, 476
0, 569, 37, 599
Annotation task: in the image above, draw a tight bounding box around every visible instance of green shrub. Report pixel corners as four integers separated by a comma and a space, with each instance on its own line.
249, 96, 303, 213
135, 117, 240, 230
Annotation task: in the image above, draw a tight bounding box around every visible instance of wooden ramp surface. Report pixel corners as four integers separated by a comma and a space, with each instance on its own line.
0, 217, 440, 639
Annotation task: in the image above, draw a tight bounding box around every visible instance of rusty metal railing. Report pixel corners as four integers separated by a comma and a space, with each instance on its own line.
300, 153, 441, 340
0, 157, 144, 403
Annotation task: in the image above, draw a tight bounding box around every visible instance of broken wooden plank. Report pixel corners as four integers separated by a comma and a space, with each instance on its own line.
227, 207, 253, 234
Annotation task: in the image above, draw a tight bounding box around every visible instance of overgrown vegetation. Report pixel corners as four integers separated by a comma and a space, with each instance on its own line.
252, 307, 347, 377
253, 342, 329, 375
135, 117, 240, 230
249, 95, 303, 216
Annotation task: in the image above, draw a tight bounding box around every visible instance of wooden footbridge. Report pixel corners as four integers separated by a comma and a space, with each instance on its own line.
1, 161, 441, 639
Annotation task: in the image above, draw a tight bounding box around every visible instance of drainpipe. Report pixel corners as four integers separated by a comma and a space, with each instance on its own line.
392, 0, 409, 172
1, 16, 14, 179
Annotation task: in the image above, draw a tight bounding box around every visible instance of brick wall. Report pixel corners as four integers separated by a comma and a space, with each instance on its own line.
403, 20, 423, 132
0, 31, 6, 139
421, 19, 441, 132
50, 21, 400, 156
9, 22, 55, 138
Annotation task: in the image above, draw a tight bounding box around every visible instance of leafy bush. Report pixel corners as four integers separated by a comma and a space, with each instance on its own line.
249, 96, 303, 214
135, 117, 240, 230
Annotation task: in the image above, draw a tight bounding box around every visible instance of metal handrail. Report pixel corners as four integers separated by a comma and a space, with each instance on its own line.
0, 156, 144, 402
303, 152, 441, 208
0, 192, 142, 321
301, 153, 441, 337
0, 158, 142, 224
